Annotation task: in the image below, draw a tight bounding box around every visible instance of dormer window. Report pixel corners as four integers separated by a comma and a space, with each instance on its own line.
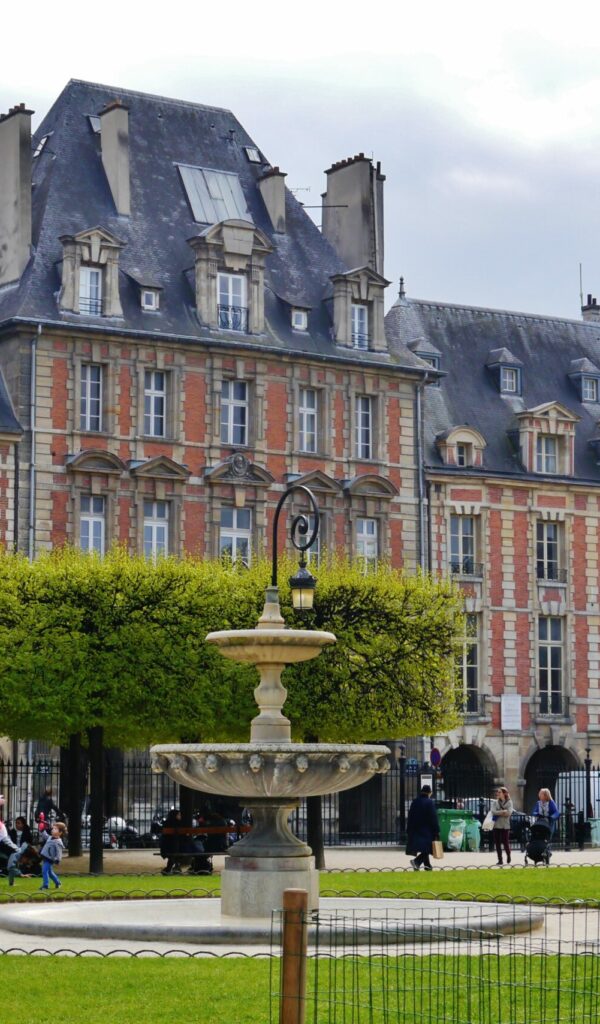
292, 308, 308, 332
218, 273, 248, 332
500, 366, 520, 394
456, 443, 471, 467
582, 376, 598, 402
536, 435, 558, 474
352, 304, 369, 349
141, 289, 160, 311
436, 426, 486, 468
79, 267, 103, 316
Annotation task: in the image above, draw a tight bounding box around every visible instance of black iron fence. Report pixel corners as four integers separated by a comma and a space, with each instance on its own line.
2, 755, 599, 849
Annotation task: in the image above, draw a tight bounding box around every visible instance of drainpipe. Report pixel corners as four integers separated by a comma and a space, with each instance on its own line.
28, 324, 40, 560
415, 376, 428, 571
13, 440, 19, 551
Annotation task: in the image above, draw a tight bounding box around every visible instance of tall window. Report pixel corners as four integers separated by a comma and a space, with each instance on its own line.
220, 507, 251, 565
355, 396, 374, 459
80, 495, 105, 554
458, 614, 479, 714
456, 443, 472, 467
80, 364, 103, 432
536, 435, 558, 474
144, 500, 169, 559
538, 617, 563, 715
536, 521, 561, 581
356, 517, 377, 570
218, 273, 247, 331
299, 388, 317, 453
221, 380, 248, 446
352, 304, 369, 349
144, 370, 166, 437
79, 267, 102, 315
450, 515, 477, 575
500, 366, 519, 393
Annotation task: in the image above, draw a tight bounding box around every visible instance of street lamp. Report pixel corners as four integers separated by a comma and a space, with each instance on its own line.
258, 484, 320, 627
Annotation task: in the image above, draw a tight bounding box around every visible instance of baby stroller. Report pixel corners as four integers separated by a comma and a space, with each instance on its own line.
524, 819, 552, 866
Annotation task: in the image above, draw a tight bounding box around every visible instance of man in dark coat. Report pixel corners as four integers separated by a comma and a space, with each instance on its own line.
406, 785, 440, 871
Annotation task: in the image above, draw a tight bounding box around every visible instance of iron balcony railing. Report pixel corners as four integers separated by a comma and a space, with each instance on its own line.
449, 559, 484, 578
218, 304, 248, 332
536, 566, 568, 584
79, 296, 103, 316
463, 693, 487, 718
538, 693, 569, 718
352, 332, 369, 350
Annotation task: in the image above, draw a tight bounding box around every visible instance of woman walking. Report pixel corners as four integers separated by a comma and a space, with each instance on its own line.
532, 788, 560, 841
491, 786, 513, 866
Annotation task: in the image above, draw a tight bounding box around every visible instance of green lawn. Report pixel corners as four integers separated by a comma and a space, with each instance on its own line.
3, 865, 599, 904
0, 955, 597, 1024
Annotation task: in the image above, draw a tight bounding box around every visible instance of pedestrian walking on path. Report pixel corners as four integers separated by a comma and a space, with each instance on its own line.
406, 785, 440, 871
39, 822, 66, 891
490, 786, 513, 866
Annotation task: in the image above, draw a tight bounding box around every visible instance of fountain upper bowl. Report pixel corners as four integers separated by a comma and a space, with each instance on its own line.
205, 628, 336, 664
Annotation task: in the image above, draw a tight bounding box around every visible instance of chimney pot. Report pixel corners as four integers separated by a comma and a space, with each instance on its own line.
100, 101, 130, 216
0, 101, 33, 284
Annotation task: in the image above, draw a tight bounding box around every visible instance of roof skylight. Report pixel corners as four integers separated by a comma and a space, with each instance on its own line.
244, 146, 261, 163
88, 115, 101, 134
177, 164, 252, 224
33, 134, 51, 158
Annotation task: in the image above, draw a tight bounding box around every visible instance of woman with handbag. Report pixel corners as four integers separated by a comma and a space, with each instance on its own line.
490, 786, 513, 866
406, 785, 441, 871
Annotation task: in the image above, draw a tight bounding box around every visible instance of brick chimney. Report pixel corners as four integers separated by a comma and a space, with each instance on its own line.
582, 294, 600, 322
321, 154, 385, 275
0, 103, 33, 286
100, 99, 130, 216
258, 166, 286, 233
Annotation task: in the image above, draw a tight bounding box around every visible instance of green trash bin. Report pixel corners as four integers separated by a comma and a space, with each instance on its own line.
437, 808, 476, 850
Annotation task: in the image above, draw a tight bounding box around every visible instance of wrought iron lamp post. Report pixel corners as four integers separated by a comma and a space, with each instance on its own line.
258, 484, 320, 626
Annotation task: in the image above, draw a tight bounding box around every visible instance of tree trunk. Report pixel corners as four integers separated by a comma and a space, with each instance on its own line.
179, 783, 195, 827
62, 733, 86, 858
306, 794, 325, 869
88, 725, 104, 874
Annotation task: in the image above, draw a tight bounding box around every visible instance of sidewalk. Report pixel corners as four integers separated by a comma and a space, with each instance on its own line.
58, 845, 600, 874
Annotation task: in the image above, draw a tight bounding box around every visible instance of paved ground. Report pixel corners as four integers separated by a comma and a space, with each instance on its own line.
59, 844, 600, 874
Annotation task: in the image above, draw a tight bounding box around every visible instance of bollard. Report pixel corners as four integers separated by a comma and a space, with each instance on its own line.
280, 888, 309, 1024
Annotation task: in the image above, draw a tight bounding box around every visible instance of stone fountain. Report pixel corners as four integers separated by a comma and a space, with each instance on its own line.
150, 552, 391, 918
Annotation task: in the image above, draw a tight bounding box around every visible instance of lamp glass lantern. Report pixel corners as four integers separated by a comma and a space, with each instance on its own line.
289, 560, 316, 612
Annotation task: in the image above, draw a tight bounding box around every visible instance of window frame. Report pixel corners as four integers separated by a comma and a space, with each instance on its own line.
298, 387, 318, 454
536, 520, 562, 582
79, 266, 103, 316
535, 434, 558, 474
80, 363, 103, 433
356, 517, 378, 571
80, 494, 106, 555
292, 308, 308, 332
351, 303, 369, 350
500, 365, 520, 394
218, 272, 248, 332
141, 289, 160, 311
219, 506, 252, 566
582, 376, 599, 402
450, 514, 478, 576
143, 369, 167, 438
220, 379, 249, 447
538, 616, 564, 715
458, 613, 480, 714
143, 499, 169, 560
354, 394, 374, 460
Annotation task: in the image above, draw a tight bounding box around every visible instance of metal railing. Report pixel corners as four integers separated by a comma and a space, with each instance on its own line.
78, 296, 103, 315
537, 693, 569, 718
218, 304, 248, 332
449, 558, 484, 578
352, 332, 369, 349
536, 566, 568, 584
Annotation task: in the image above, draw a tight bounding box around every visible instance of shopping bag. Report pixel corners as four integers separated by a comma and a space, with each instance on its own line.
432, 840, 444, 860
481, 811, 494, 831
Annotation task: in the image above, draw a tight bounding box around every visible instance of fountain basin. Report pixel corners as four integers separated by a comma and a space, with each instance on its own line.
205, 628, 336, 663
151, 743, 390, 799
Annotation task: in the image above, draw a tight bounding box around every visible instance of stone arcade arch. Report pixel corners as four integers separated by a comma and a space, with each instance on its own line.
440, 744, 497, 802
523, 745, 580, 814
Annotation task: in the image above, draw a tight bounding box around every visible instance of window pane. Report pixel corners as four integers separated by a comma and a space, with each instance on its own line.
220, 507, 233, 529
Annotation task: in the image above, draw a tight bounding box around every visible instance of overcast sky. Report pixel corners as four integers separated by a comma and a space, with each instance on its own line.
3, 1, 600, 319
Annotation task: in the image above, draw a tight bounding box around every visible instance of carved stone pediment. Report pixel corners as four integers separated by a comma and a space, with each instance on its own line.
129, 456, 190, 481
290, 470, 342, 495
66, 449, 126, 475
344, 474, 397, 498
204, 452, 274, 487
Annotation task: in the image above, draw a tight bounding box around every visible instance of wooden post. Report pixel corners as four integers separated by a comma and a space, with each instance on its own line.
280, 888, 309, 1024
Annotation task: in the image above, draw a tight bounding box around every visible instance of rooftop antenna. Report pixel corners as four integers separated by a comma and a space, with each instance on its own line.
580, 262, 584, 309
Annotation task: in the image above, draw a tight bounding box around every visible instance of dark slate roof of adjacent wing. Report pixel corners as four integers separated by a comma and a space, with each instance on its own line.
385, 295, 600, 482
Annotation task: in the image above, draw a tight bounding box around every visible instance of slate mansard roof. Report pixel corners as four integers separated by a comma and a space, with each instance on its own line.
0, 79, 422, 373
386, 296, 600, 483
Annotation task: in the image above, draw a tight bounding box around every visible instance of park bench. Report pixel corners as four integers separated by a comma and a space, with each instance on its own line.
155, 824, 251, 874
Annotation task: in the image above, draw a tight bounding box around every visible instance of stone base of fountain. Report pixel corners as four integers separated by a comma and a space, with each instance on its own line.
222, 855, 319, 916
